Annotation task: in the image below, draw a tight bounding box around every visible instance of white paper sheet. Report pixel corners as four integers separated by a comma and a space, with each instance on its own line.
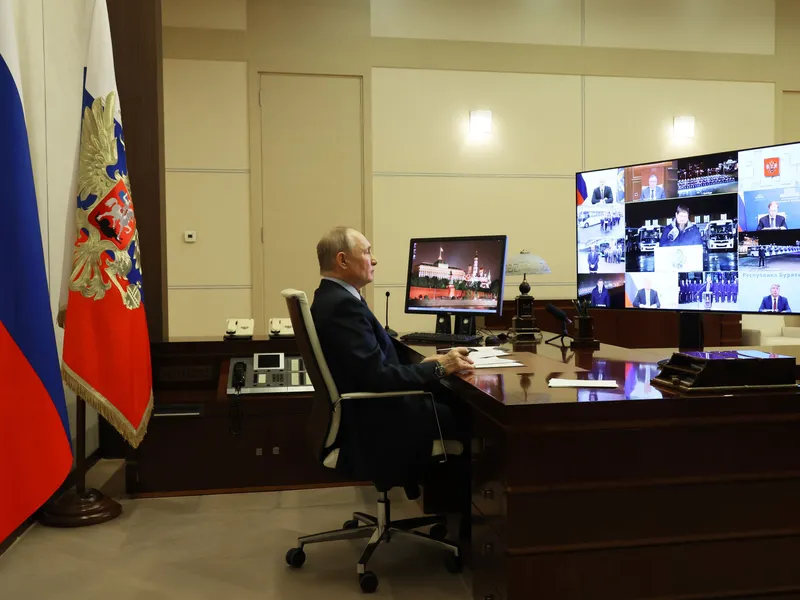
548, 378, 618, 389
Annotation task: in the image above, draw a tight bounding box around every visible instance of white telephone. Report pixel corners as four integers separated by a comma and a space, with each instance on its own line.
225, 318, 254, 339
269, 318, 295, 338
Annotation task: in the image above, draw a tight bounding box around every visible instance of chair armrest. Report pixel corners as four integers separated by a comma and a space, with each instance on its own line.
339, 390, 431, 400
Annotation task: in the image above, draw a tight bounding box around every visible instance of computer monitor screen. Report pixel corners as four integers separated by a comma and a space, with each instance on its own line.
405, 235, 508, 316
576, 142, 800, 314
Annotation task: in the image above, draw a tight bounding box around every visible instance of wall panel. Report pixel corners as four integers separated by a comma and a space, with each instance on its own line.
371, 0, 581, 47
584, 77, 775, 170
168, 288, 252, 338
162, 0, 246, 30
163, 59, 249, 170
165, 172, 251, 287
584, 0, 775, 55
372, 68, 582, 176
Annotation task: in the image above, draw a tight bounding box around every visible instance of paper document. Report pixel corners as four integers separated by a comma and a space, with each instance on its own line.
473, 361, 524, 369
548, 378, 618, 389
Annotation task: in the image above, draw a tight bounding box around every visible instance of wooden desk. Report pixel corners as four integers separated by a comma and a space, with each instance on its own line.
397, 337, 800, 600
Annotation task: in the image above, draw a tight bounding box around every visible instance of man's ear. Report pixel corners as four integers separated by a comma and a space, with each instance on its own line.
336, 251, 347, 269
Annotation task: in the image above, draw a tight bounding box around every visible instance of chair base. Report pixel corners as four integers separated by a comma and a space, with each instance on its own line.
288, 492, 460, 590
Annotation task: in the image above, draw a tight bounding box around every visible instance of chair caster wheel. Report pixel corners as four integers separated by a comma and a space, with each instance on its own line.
430, 523, 448, 540
444, 553, 463, 574
343, 519, 359, 529
285, 547, 306, 568
359, 570, 379, 593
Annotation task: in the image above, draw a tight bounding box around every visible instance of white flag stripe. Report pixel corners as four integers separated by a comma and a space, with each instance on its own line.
0, 0, 24, 103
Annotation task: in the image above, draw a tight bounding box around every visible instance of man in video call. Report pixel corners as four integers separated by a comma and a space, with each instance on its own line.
757, 201, 788, 230
591, 178, 614, 204
590, 278, 611, 307
587, 244, 600, 272
642, 174, 666, 200
660, 204, 702, 246
758, 244, 767, 267
758, 283, 791, 313
632, 278, 661, 308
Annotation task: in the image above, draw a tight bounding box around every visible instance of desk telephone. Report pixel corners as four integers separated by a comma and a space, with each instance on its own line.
269, 318, 294, 337
226, 353, 313, 395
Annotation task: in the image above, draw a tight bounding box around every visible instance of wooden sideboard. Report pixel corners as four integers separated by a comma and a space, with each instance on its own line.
484, 298, 742, 348
118, 338, 361, 495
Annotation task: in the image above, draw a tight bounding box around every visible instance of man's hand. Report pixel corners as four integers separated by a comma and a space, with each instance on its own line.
423, 348, 474, 375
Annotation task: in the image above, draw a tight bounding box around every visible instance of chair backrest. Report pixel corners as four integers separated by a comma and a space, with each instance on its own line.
281, 289, 341, 459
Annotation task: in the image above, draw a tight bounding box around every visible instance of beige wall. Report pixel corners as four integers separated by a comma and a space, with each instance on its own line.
161, 0, 800, 338
10, 0, 99, 459
162, 58, 252, 337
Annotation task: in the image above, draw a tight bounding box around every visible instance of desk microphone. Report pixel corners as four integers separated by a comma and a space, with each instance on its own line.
385, 291, 398, 338
545, 303, 572, 344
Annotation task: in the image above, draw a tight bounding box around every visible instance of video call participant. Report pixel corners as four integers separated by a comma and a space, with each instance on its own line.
758, 244, 767, 268
591, 178, 613, 204
632, 278, 661, 309
660, 205, 702, 247
587, 244, 600, 272
758, 283, 791, 313
757, 201, 788, 230
642, 174, 666, 200
590, 278, 610, 307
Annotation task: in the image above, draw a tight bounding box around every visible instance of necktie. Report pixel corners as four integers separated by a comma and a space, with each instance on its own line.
774, 298, 778, 312
771, 218, 775, 228
650, 189, 654, 200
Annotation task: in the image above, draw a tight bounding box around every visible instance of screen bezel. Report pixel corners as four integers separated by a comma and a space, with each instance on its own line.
404, 234, 508, 317
575, 140, 800, 315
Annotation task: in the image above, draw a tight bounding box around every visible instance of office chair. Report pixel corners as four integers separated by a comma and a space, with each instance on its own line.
280, 289, 462, 594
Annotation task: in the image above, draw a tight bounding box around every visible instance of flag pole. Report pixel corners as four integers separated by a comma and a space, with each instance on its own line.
39, 396, 121, 527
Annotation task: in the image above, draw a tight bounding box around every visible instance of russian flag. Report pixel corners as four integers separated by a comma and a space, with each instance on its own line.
576, 173, 587, 206
0, 0, 73, 542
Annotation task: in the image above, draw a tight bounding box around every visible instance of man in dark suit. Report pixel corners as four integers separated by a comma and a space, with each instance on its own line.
590, 278, 610, 307
632, 278, 661, 308
587, 244, 600, 272
757, 201, 788, 230
758, 283, 791, 313
642, 174, 666, 200
591, 179, 613, 204
311, 227, 473, 487
758, 244, 767, 267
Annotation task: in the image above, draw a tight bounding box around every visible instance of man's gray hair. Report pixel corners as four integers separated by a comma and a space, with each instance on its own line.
317, 226, 356, 272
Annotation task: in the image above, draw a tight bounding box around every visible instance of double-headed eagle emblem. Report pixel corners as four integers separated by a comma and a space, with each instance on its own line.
68, 91, 143, 310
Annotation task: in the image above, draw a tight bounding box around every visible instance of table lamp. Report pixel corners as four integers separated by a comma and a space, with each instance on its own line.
505, 250, 550, 341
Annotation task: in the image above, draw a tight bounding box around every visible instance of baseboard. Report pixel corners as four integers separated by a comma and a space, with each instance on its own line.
0, 447, 102, 556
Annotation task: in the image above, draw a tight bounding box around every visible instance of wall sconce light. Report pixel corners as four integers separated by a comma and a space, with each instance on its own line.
469, 110, 492, 135
673, 115, 695, 138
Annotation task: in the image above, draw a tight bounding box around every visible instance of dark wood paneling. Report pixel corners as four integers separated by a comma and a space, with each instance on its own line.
107, 0, 168, 341
485, 299, 741, 348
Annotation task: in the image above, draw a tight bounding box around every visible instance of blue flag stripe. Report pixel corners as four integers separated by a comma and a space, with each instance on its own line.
0, 54, 71, 442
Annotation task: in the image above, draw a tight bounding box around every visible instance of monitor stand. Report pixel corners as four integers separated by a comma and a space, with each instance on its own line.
454, 314, 476, 337
678, 312, 704, 351
434, 314, 452, 335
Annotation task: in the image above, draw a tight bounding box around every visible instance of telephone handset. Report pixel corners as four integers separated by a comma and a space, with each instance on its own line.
229, 361, 247, 435
269, 318, 294, 337
232, 361, 247, 391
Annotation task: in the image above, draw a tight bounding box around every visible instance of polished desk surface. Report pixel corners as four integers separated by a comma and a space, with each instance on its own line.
400, 335, 800, 423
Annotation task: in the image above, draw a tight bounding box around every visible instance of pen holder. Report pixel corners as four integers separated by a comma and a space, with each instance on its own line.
571, 316, 600, 349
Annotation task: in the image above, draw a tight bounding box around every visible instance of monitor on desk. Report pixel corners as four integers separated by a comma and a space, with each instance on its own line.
404, 235, 508, 317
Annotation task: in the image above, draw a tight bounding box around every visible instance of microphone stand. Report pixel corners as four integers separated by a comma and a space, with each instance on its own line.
384, 291, 398, 338
545, 320, 571, 346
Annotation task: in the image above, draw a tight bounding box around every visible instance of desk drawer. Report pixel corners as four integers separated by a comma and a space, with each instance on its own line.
472, 515, 507, 600
471, 414, 507, 518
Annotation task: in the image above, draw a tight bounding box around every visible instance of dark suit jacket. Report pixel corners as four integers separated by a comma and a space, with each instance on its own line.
591, 185, 613, 203
757, 215, 787, 230
590, 287, 610, 307
311, 279, 440, 485
759, 295, 791, 312
633, 288, 660, 308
